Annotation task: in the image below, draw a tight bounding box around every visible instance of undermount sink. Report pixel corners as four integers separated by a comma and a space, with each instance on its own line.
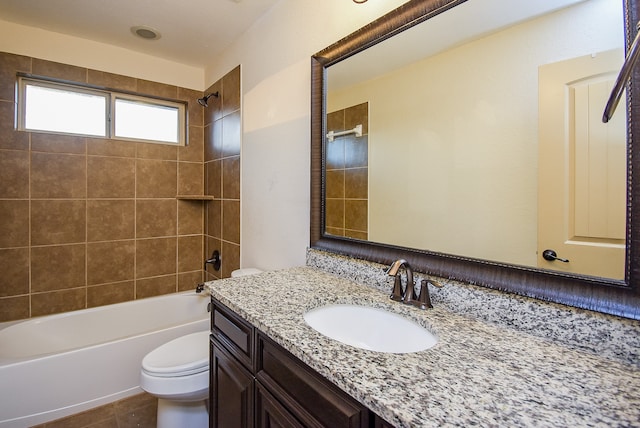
303, 304, 438, 354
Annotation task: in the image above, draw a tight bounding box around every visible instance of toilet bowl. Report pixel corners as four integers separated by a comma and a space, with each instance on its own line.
140, 268, 262, 427
140, 330, 210, 428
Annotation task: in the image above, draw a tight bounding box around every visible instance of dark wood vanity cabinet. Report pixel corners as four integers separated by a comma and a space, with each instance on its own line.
210, 340, 254, 428
210, 298, 390, 428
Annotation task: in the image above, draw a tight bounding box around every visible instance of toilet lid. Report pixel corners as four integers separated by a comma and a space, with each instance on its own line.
142, 330, 210, 377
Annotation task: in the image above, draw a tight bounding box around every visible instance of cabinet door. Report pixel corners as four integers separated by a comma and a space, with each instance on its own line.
211, 339, 254, 428
256, 382, 305, 428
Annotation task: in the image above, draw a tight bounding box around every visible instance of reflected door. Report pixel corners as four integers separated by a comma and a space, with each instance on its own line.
538, 49, 626, 279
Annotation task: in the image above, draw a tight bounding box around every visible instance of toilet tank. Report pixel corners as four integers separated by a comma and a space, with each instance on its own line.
231, 268, 263, 278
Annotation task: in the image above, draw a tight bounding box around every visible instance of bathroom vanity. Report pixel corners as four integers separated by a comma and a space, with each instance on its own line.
207, 261, 640, 428
209, 297, 389, 427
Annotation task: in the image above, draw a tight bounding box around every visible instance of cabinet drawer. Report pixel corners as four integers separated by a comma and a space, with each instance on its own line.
256, 332, 370, 428
211, 299, 254, 371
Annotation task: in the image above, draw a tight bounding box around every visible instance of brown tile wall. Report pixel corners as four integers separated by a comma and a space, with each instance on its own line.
204, 65, 242, 280
0, 52, 216, 322
326, 102, 369, 240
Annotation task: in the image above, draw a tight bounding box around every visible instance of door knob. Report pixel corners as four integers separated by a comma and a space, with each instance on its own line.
542, 249, 569, 263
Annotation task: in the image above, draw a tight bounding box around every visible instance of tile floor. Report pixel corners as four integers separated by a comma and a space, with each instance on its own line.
30, 393, 157, 428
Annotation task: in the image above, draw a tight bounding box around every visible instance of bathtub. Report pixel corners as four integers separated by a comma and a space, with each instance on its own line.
0, 291, 210, 428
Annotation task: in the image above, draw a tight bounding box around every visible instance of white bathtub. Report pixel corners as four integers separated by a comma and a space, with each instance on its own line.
0, 291, 210, 428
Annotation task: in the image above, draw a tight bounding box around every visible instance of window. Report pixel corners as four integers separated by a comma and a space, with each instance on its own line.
24, 83, 107, 137
114, 97, 181, 144
18, 77, 186, 145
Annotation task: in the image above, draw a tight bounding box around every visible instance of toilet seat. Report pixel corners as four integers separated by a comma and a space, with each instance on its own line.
142, 330, 210, 378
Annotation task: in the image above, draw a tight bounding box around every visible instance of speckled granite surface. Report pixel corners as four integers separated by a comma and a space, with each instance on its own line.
206, 265, 640, 428
307, 248, 640, 367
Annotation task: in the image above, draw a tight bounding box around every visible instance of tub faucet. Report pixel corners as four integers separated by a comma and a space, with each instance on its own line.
195, 283, 213, 312
386, 259, 415, 303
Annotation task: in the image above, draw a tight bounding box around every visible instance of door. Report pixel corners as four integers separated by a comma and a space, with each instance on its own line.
538, 49, 626, 279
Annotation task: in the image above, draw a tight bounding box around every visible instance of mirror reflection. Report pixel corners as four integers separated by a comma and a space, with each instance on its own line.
325, 0, 626, 279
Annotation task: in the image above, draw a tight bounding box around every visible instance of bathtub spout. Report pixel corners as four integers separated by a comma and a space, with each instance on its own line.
195, 284, 212, 312
195, 283, 212, 298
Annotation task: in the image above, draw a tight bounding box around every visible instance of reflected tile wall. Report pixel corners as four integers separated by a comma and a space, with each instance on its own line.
325, 102, 369, 240
0, 52, 209, 321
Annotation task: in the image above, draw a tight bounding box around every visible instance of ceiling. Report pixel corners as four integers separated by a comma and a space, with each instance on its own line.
0, 0, 280, 68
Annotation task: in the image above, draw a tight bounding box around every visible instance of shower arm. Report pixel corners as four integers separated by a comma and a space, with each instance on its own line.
197, 91, 219, 107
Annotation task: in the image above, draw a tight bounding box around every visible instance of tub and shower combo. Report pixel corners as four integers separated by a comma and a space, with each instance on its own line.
0, 291, 210, 427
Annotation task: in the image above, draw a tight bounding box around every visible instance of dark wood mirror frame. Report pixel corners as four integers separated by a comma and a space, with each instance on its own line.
310, 0, 640, 320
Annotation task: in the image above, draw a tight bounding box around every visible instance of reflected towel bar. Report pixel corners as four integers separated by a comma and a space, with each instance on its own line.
603, 21, 640, 123
326, 124, 363, 142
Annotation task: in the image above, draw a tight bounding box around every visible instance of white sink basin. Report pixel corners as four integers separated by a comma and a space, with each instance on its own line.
303, 304, 438, 354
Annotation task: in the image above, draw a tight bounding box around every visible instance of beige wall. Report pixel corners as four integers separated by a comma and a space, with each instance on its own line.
203, 0, 407, 270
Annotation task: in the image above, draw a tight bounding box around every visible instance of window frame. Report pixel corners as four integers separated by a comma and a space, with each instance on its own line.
17, 75, 187, 146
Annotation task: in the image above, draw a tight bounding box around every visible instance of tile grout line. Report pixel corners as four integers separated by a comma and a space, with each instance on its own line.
84, 137, 88, 309
28, 130, 32, 318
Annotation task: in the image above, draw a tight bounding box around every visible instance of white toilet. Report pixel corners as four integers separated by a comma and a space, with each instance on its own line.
140, 268, 262, 428
140, 330, 210, 428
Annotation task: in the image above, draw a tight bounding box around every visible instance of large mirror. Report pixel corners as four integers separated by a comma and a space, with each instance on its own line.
310, 0, 640, 319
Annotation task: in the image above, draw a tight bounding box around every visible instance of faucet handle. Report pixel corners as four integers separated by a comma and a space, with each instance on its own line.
430, 279, 444, 289
416, 279, 444, 309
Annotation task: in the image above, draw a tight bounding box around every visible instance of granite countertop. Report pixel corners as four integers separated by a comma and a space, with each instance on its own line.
206, 266, 640, 428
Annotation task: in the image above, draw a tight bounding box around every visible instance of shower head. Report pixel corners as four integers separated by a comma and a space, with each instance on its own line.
197, 91, 219, 107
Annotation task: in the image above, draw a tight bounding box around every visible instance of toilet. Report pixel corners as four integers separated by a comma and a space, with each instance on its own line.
140, 330, 210, 428
140, 268, 262, 428
231, 267, 263, 277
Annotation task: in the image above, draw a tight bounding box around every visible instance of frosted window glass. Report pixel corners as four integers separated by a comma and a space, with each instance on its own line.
25, 85, 106, 136
114, 99, 179, 144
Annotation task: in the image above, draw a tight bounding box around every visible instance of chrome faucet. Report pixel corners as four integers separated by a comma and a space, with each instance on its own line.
386, 259, 444, 309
